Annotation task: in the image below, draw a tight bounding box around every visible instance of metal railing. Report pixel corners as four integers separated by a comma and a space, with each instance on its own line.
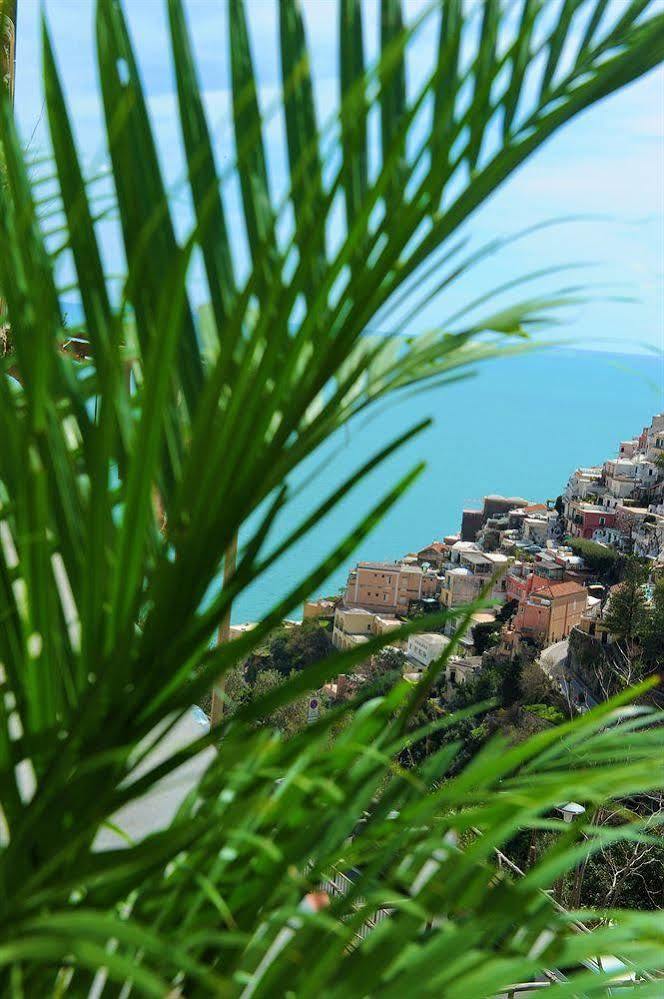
319, 828, 659, 990
322, 867, 392, 944
492, 844, 656, 990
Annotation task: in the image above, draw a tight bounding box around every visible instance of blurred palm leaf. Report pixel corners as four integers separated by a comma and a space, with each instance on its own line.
0, 0, 662, 994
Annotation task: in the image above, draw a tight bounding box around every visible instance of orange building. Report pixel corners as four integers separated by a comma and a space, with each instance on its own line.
513, 579, 587, 644
344, 561, 439, 614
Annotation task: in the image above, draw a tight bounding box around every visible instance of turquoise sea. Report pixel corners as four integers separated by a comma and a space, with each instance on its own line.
59, 301, 663, 624
232, 347, 663, 623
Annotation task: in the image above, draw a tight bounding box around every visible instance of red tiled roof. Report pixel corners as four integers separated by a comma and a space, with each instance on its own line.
541, 580, 587, 599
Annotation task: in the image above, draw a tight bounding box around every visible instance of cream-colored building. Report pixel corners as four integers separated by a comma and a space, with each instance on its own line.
344, 561, 439, 614
332, 606, 404, 650
332, 607, 375, 650
373, 614, 402, 637
644, 413, 664, 461
439, 566, 481, 608
416, 542, 449, 567
446, 655, 482, 691
439, 550, 510, 614
303, 598, 336, 619
522, 515, 553, 546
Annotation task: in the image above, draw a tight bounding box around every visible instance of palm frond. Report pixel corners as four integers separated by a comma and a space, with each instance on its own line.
0, 0, 662, 993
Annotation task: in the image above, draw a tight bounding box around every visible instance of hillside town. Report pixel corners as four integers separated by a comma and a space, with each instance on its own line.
4, 0, 664, 988
301, 412, 664, 712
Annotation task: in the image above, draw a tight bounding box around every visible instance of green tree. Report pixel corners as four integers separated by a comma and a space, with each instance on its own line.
568, 537, 621, 579
639, 576, 664, 673
370, 646, 407, 676
0, 0, 663, 993
252, 668, 311, 736
499, 656, 524, 707
484, 704, 552, 744
604, 560, 648, 645
221, 664, 249, 713
578, 841, 664, 911
267, 619, 333, 676
520, 659, 558, 706
525, 703, 565, 725
472, 618, 500, 654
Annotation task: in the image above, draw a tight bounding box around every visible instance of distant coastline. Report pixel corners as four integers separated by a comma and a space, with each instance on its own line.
56, 304, 662, 626
233, 349, 663, 623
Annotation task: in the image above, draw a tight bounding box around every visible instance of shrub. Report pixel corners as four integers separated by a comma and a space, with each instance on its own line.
568, 537, 622, 578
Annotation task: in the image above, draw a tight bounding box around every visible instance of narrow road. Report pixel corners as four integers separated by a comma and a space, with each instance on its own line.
539, 640, 568, 677
539, 640, 598, 713
94, 706, 213, 851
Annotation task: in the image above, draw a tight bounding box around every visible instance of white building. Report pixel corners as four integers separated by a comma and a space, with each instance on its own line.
603, 458, 638, 500
564, 467, 603, 502
522, 515, 554, 546
406, 632, 450, 668
633, 515, 664, 560
592, 526, 623, 546
634, 456, 660, 486
448, 540, 482, 563
644, 414, 664, 460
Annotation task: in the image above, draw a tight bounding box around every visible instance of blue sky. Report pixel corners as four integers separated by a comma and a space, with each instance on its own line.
12, 0, 664, 356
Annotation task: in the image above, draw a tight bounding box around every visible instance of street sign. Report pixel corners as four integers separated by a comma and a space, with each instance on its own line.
307, 697, 319, 725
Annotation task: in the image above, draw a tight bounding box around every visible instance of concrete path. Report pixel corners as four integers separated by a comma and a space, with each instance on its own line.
539, 640, 569, 678
94, 706, 213, 851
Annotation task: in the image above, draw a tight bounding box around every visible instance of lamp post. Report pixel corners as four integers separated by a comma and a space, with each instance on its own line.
556, 802, 587, 907
560, 802, 586, 823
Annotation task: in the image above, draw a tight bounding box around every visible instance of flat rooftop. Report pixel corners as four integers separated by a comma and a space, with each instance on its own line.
356, 561, 422, 573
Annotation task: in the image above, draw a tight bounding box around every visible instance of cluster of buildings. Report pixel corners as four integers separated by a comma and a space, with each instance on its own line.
562, 414, 664, 557
328, 512, 591, 660
305, 413, 664, 695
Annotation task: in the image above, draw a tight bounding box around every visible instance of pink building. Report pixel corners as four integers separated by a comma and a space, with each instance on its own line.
513, 578, 587, 644
505, 569, 549, 604
569, 503, 616, 540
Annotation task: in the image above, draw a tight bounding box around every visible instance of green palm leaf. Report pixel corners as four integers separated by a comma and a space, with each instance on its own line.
0, 0, 662, 994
